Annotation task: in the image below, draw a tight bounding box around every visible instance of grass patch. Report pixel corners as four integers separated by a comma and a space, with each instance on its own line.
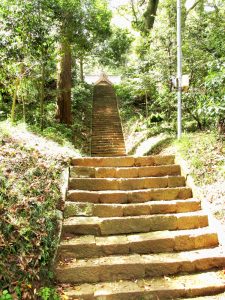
175, 132, 225, 185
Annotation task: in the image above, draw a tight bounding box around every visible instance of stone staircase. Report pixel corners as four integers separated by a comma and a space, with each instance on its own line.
55, 155, 225, 299
91, 82, 126, 157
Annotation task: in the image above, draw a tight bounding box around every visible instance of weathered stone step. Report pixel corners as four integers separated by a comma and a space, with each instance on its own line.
64, 199, 201, 218
67, 187, 192, 204
91, 145, 125, 149
91, 135, 123, 138
92, 122, 121, 124
62, 211, 208, 236
55, 248, 225, 284
91, 149, 126, 153
180, 292, 225, 300
91, 136, 124, 139
92, 153, 127, 157
91, 152, 126, 156
69, 176, 185, 191
72, 155, 175, 167
57, 270, 225, 299
70, 165, 181, 178
58, 227, 218, 259
91, 141, 125, 150
91, 133, 123, 136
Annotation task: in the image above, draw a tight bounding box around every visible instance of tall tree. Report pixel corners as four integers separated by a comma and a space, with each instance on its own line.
55, 0, 111, 124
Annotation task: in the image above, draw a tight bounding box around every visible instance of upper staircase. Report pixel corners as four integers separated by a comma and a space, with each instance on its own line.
91, 81, 126, 157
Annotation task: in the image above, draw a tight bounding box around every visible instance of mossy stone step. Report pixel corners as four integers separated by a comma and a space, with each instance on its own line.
57, 271, 225, 299
70, 164, 181, 178
72, 155, 175, 167
62, 211, 208, 236
58, 227, 218, 259
64, 199, 201, 218
68, 176, 186, 191
55, 248, 225, 284
67, 187, 192, 204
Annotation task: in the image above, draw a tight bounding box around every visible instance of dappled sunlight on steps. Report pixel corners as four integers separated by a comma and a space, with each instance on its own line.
55, 155, 225, 299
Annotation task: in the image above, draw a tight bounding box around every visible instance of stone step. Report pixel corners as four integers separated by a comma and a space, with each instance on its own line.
72, 155, 175, 167
91, 141, 125, 149
67, 187, 192, 203
57, 271, 225, 299
91, 153, 127, 157
91, 152, 126, 156
91, 132, 123, 135
58, 227, 218, 259
91, 136, 124, 138
62, 211, 208, 236
92, 124, 121, 126
180, 292, 225, 300
69, 176, 186, 191
64, 199, 201, 218
55, 248, 225, 284
91, 139, 124, 142
91, 149, 126, 153
92, 122, 121, 124
70, 165, 181, 178
91, 135, 123, 137
91, 145, 125, 149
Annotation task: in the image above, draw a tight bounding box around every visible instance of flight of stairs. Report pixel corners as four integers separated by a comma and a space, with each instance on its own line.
91, 82, 126, 157
55, 155, 225, 299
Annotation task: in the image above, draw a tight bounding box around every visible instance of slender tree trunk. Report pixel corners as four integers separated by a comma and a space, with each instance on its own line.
80, 56, 84, 82
56, 38, 73, 125
11, 64, 25, 123
40, 61, 45, 130
22, 86, 26, 123
145, 91, 148, 118
11, 78, 20, 123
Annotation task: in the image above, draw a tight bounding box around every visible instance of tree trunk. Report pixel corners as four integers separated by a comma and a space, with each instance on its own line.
143, 0, 159, 31
145, 91, 148, 118
80, 56, 84, 82
40, 61, 45, 130
56, 39, 73, 125
11, 64, 24, 123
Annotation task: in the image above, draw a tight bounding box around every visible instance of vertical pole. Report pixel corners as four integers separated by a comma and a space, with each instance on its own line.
177, 0, 182, 139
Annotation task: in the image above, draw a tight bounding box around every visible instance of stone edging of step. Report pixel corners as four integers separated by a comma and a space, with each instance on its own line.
175, 152, 225, 248
50, 166, 69, 270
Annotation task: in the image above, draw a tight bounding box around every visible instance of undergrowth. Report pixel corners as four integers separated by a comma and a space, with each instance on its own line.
0, 127, 70, 299
175, 132, 225, 185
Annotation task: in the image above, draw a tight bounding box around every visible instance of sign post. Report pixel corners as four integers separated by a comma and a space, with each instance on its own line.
177, 0, 182, 139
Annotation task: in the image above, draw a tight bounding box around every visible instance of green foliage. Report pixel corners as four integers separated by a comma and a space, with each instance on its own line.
37, 287, 60, 300
175, 133, 225, 185
0, 291, 13, 300
116, 0, 225, 135
97, 28, 133, 68
0, 129, 68, 298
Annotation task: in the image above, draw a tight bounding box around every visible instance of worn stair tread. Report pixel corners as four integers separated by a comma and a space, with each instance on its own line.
64, 199, 201, 218
59, 270, 225, 299
62, 211, 208, 235
67, 187, 193, 203
69, 176, 186, 190
72, 155, 175, 167
55, 248, 225, 283
58, 227, 219, 258
179, 292, 225, 300
70, 164, 181, 178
